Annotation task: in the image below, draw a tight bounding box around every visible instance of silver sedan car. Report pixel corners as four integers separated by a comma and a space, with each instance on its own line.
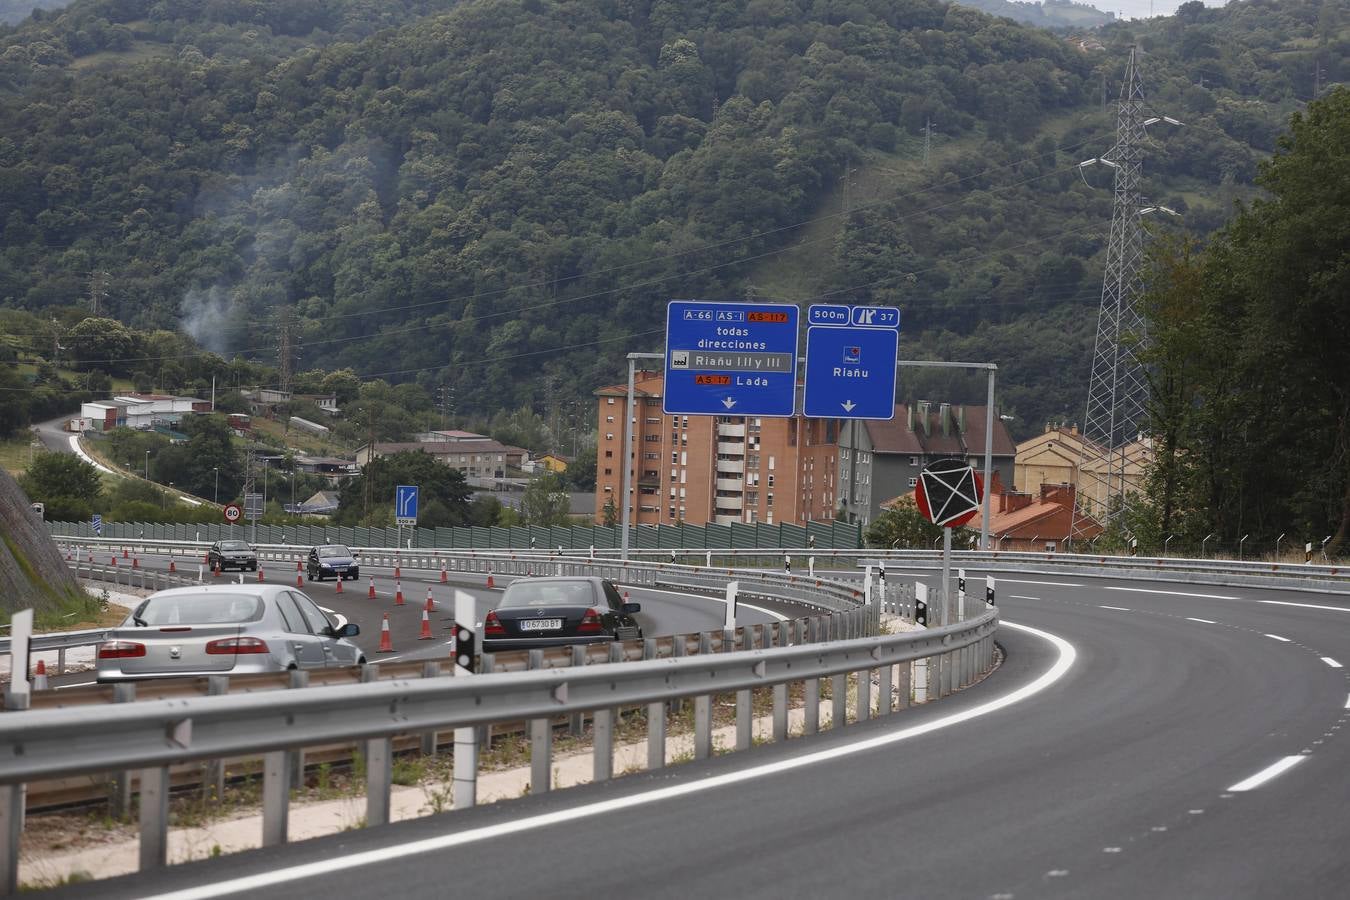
96, 584, 364, 682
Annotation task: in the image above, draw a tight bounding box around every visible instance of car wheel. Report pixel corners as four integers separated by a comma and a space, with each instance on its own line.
250, 563, 257, 571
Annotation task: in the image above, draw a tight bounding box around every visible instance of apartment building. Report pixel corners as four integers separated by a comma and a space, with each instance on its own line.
594, 371, 839, 526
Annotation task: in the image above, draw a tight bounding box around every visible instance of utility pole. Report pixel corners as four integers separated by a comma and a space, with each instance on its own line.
923, 116, 934, 168
1073, 48, 1181, 541
88, 270, 108, 317
275, 309, 297, 394
242, 448, 256, 542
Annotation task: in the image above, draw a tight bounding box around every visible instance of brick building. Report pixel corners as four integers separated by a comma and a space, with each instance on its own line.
594, 371, 839, 526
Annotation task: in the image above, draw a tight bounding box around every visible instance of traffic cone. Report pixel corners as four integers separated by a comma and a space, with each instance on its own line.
296, 558, 303, 571
440, 562, 448, 584
202, 552, 209, 564
335, 577, 343, 594
425, 587, 435, 611
395, 581, 405, 606
394, 562, 402, 579
296, 572, 304, 588
418, 607, 433, 640
368, 577, 377, 600
33, 660, 49, 691
213, 563, 221, 578
378, 613, 393, 652
110, 556, 117, 567
257, 566, 265, 583
486, 569, 495, 589
65, 548, 72, 561
122, 547, 128, 559
132, 556, 139, 569
168, 560, 176, 573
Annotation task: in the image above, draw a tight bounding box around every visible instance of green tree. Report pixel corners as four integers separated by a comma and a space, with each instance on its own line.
336, 450, 472, 525
600, 495, 619, 527
520, 471, 571, 526
864, 497, 943, 549
19, 452, 102, 507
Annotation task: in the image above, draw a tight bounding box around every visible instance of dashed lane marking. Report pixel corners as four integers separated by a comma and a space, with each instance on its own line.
1098, 605, 1131, 611
1264, 634, 1292, 642
1102, 586, 1237, 600
1185, 617, 1217, 624
1227, 756, 1306, 792
1320, 657, 1342, 669
1259, 599, 1350, 613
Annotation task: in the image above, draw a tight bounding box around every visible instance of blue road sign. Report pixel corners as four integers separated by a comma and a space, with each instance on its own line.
395, 485, 419, 525
91, 513, 102, 536
803, 305, 900, 420
664, 300, 799, 417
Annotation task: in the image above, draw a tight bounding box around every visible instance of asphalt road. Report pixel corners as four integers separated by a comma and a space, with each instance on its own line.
55, 548, 784, 683
47, 571, 1350, 899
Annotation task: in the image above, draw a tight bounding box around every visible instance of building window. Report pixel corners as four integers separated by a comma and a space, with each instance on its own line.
767, 493, 774, 507
606, 416, 614, 423
646, 417, 660, 425
606, 433, 614, 441
908, 477, 918, 487
671, 452, 678, 464
768, 455, 775, 471
645, 452, 659, 460
604, 485, 612, 492
669, 507, 677, 519
604, 468, 613, 476
767, 474, 775, 487
909, 456, 919, 466
607, 398, 615, 405
644, 435, 660, 442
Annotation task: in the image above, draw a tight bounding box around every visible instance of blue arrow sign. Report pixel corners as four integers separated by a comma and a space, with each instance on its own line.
91, 513, 102, 536
395, 485, 419, 525
664, 300, 799, 417
803, 305, 900, 420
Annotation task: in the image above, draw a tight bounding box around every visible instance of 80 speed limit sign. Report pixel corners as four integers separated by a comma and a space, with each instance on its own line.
223, 503, 243, 523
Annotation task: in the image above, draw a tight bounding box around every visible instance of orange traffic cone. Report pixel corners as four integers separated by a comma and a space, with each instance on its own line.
425, 587, 435, 611
122, 547, 129, 559
394, 562, 402, 579
132, 557, 140, 569
296, 558, 303, 571
368, 577, 376, 600
440, 563, 448, 584
296, 572, 304, 588
33, 659, 49, 691
418, 608, 433, 640
395, 581, 405, 606
169, 560, 177, 573
110, 556, 117, 567
378, 613, 394, 652
257, 567, 265, 583
213, 563, 221, 578
335, 577, 343, 594
486, 569, 495, 589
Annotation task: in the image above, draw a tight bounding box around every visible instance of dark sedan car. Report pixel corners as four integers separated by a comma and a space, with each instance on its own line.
208, 540, 257, 572
305, 545, 360, 581
482, 576, 642, 651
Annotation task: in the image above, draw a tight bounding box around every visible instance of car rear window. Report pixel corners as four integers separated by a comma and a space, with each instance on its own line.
134, 593, 264, 625
318, 546, 349, 556
220, 541, 250, 551
500, 581, 596, 608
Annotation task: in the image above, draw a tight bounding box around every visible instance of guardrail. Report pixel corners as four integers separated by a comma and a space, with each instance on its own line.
0, 603, 995, 893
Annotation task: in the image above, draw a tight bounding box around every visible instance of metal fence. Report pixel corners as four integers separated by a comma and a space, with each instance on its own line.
45, 519, 865, 550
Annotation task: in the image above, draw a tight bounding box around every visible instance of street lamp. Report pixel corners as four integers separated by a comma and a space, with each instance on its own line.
1164, 534, 1175, 556
144, 450, 150, 481
1202, 533, 1214, 557
1239, 534, 1249, 559
1275, 532, 1286, 559
213, 467, 220, 504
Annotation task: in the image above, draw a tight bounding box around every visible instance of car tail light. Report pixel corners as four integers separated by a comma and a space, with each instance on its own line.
205, 637, 270, 655
484, 610, 506, 637
98, 641, 145, 659
578, 608, 605, 634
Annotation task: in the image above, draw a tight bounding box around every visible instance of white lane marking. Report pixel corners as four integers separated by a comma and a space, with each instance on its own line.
1260, 600, 1350, 613
317, 606, 348, 631
1098, 605, 1131, 611
624, 584, 788, 622
1102, 586, 1237, 600
138, 619, 1077, 900
1264, 634, 1291, 642
1186, 617, 1217, 624
1321, 657, 1342, 669
1008, 595, 1040, 600
54, 680, 97, 690
1227, 755, 1306, 792
996, 579, 1081, 587
1344, 694, 1350, 710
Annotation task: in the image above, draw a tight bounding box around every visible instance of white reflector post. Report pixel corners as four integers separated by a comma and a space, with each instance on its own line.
453, 590, 477, 810
724, 580, 739, 630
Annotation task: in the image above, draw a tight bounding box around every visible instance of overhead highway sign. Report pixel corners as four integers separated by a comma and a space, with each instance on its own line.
664, 300, 799, 417
803, 304, 900, 419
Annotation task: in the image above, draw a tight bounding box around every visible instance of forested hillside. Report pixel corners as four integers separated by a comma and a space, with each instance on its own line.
0, 0, 1343, 435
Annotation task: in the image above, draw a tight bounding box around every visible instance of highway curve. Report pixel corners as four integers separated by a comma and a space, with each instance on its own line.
44, 573, 1350, 899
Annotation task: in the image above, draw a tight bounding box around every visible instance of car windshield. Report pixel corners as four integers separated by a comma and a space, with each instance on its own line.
133, 593, 264, 625
500, 581, 596, 608
219, 541, 250, 551
318, 546, 350, 556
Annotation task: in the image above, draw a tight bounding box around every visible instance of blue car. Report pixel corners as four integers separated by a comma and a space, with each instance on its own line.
305, 545, 361, 581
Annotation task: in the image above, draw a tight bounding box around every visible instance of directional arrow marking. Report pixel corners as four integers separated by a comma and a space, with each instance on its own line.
841, 400, 856, 412
722, 397, 737, 409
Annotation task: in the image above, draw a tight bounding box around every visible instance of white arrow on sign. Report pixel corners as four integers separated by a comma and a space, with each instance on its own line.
841, 400, 856, 412
722, 396, 737, 409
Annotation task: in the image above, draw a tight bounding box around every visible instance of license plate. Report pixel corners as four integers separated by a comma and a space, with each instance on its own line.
519, 618, 562, 631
